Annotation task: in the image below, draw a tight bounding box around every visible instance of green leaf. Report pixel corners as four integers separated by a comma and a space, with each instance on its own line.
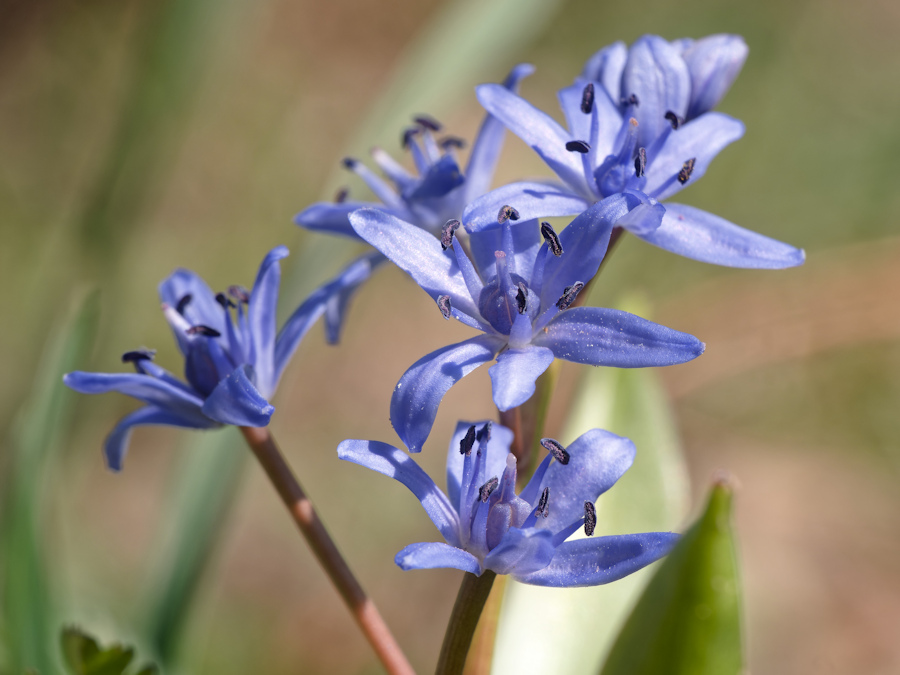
61, 627, 157, 675
492, 295, 690, 675
600, 481, 743, 675
1, 290, 101, 674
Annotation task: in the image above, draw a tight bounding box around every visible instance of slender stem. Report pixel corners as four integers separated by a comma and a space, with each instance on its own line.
461, 574, 506, 675
239, 426, 414, 675
435, 571, 497, 675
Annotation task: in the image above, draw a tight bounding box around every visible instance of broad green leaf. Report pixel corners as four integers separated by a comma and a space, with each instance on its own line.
1, 290, 100, 674
600, 482, 743, 675
492, 296, 690, 675
61, 627, 157, 675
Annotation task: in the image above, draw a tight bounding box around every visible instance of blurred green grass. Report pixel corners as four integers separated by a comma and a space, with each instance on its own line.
1, 0, 899, 672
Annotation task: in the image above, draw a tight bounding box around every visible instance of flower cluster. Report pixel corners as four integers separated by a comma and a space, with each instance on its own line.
66, 33, 803, 597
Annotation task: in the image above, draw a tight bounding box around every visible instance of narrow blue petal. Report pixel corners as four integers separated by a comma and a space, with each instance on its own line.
446, 421, 514, 511
63, 371, 207, 422
622, 35, 691, 149
406, 154, 464, 201
391, 335, 503, 453
682, 34, 748, 119
558, 79, 621, 160
482, 526, 555, 576
103, 405, 217, 472
248, 246, 288, 398
476, 84, 589, 196
200, 364, 273, 427
638, 203, 805, 268
645, 112, 744, 202
294, 201, 382, 239
537, 193, 632, 317
514, 532, 680, 587
395, 542, 482, 574
158, 268, 225, 338
535, 307, 705, 367
528, 429, 636, 534
581, 41, 627, 103
464, 63, 535, 203
488, 347, 555, 412
349, 208, 481, 318
462, 181, 589, 234
615, 192, 666, 236
338, 439, 461, 545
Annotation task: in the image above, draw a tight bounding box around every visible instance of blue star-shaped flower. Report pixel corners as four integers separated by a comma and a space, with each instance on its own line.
294, 64, 534, 239
339, 420, 678, 585
64, 247, 378, 470
468, 34, 805, 269
349, 195, 704, 453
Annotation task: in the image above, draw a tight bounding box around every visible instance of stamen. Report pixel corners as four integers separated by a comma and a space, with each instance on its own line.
121, 348, 156, 363
540, 222, 563, 256
634, 147, 647, 177
459, 424, 477, 455
479, 476, 499, 503
175, 294, 192, 315
536, 487, 550, 518
580, 83, 595, 114
342, 157, 358, 170
228, 285, 250, 303
540, 438, 570, 465
678, 157, 696, 184
555, 281, 584, 311
437, 295, 452, 320
565, 140, 591, 153
440, 219, 461, 250
584, 501, 596, 536
476, 421, 492, 442
414, 115, 442, 132
334, 187, 349, 203
401, 127, 420, 149
439, 136, 466, 150
497, 205, 520, 224
215, 292, 235, 309
622, 93, 639, 107
515, 282, 528, 314
664, 111, 684, 130
186, 325, 222, 338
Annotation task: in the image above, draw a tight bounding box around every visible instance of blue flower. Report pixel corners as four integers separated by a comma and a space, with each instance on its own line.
349, 195, 704, 453
293, 64, 534, 239
339, 420, 678, 585
64, 247, 379, 470
468, 34, 805, 269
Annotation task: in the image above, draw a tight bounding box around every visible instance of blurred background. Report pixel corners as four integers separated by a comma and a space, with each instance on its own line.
1, 0, 899, 672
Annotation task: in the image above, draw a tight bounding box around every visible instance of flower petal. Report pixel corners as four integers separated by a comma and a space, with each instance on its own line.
158, 268, 225, 342
349, 208, 480, 318
644, 112, 744, 202
464, 63, 535, 203
201, 364, 274, 427
476, 84, 589, 195
293, 200, 384, 239
391, 335, 503, 453
395, 542, 482, 574
462, 181, 589, 234
488, 346, 555, 412
103, 405, 217, 472
637, 203, 805, 268
535, 307, 705, 367
558, 79, 622, 159
581, 41, 627, 103
530, 429, 635, 534
63, 371, 207, 422
483, 526, 555, 576
248, 246, 289, 397
514, 532, 680, 587
338, 439, 461, 546
682, 34, 748, 119
445, 421, 514, 511
622, 35, 691, 149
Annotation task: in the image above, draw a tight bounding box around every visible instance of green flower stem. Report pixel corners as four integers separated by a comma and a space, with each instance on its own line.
239, 426, 414, 675
436, 570, 498, 675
